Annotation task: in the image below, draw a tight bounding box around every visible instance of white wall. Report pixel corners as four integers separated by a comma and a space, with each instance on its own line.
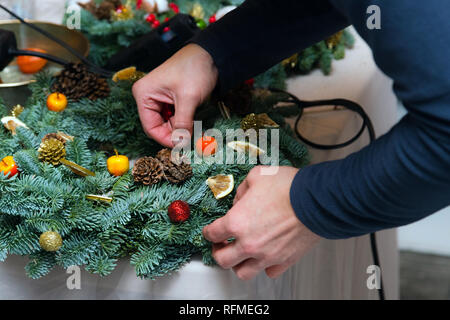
398, 207, 450, 257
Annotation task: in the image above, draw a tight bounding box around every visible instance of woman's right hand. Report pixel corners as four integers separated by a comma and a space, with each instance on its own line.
132, 44, 219, 147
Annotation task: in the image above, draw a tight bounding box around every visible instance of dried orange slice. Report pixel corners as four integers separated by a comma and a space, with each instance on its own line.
227, 141, 265, 157
1, 116, 29, 135
60, 158, 95, 177
86, 194, 113, 203
206, 174, 234, 199
112, 66, 137, 82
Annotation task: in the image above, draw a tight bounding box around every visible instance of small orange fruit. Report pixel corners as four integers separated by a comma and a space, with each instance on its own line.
107, 149, 129, 176
47, 93, 68, 112
16, 48, 48, 74
196, 136, 217, 157
0, 156, 19, 178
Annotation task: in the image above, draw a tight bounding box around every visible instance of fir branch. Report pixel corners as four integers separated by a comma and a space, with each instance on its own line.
13, 149, 42, 176
130, 243, 165, 278
142, 245, 194, 279
65, 138, 93, 168
25, 251, 56, 279
56, 232, 100, 268
6, 224, 40, 255
85, 252, 117, 277
14, 127, 40, 150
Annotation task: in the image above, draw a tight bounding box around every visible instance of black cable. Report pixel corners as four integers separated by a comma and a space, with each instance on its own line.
269, 87, 385, 300
9, 48, 69, 66
0, 4, 112, 77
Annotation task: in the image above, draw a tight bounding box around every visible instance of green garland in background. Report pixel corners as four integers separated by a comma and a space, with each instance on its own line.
67, 0, 354, 89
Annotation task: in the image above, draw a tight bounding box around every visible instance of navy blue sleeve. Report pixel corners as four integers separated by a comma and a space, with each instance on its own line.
191, 0, 349, 93
193, 0, 450, 239
291, 0, 450, 238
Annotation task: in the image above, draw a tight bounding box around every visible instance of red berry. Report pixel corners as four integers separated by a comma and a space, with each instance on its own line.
152, 20, 161, 28
168, 200, 190, 223
146, 13, 156, 23
209, 15, 216, 23
136, 0, 143, 9
161, 103, 175, 121
164, 17, 170, 22
163, 26, 170, 33
245, 78, 255, 87
169, 3, 179, 13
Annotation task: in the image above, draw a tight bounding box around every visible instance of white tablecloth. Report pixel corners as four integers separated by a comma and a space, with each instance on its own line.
0, 1, 399, 299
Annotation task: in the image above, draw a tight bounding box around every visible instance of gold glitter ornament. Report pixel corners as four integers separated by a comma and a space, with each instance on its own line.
326, 30, 344, 49
38, 138, 66, 165
39, 231, 63, 252
190, 3, 205, 20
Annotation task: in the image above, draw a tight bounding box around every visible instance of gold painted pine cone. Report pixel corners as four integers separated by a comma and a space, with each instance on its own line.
38, 138, 66, 165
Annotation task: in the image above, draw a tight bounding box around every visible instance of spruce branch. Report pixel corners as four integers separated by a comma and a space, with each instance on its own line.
25, 251, 56, 279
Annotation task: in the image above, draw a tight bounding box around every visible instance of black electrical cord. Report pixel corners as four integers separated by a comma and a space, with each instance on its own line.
0, 4, 112, 77
269, 87, 385, 300
9, 48, 69, 66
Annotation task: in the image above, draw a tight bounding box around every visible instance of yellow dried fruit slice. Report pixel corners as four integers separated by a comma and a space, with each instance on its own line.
86, 194, 113, 203
257, 113, 279, 128
112, 66, 137, 82
1, 116, 28, 135
60, 158, 95, 177
206, 174, 234, 199
227, 141, 265, 157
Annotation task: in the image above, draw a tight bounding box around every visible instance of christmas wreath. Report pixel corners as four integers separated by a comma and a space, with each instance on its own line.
0, 0, 337, 280
0, 55, 310, 279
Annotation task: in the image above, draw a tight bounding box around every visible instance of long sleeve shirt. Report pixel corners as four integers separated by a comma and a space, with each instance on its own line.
191, 0, 450, 239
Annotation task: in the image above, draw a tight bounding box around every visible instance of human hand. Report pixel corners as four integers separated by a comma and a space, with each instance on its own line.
203, 166, 321, 280
132, 44, 218, 147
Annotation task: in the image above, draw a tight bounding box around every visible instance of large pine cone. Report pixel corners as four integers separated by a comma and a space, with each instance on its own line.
132, 157, 164, 186
38, 138, 66, 166
52, 63, 110, 101
156, 149, 193, 184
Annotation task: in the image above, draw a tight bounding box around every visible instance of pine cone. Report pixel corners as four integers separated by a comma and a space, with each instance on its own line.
132, 156, 164, 186
52, 63, 110, 101
156, 149, 193, 184
38, 138, 66, 165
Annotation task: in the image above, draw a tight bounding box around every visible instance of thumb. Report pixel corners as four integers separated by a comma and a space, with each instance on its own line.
172, 98, 197, 132
171, 97, 197, 146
